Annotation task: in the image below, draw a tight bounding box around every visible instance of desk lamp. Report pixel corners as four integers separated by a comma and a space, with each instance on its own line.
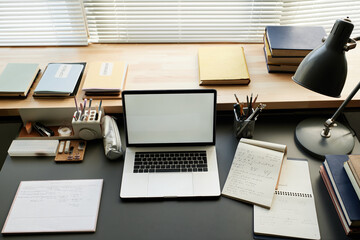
292, 18, 359, 159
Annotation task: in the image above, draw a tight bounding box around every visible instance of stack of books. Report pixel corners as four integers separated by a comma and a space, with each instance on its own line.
320, 155, 360, 237
264, 26, 326, 73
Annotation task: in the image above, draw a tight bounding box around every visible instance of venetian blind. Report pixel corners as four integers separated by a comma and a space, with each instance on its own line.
0, 0, 88, 46
280, 0, 360, 38
83, 0, 283, 43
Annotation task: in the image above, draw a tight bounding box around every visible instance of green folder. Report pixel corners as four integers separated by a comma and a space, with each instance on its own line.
0, 63, 40, 97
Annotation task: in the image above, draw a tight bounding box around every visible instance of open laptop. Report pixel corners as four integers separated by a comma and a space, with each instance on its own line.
120, 89, 220, 198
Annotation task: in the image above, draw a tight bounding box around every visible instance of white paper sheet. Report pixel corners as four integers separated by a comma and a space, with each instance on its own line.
2, 179, 103, 234
254, 159, 320, 240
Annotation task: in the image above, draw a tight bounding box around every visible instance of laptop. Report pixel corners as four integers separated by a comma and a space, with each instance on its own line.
120, 89, 220, 198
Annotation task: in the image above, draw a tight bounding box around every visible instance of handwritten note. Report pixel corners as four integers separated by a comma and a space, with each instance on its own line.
222, 139, 286, 208
2, 179, 103, 234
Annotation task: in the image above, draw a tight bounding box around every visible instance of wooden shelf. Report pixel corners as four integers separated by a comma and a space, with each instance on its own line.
0, 43, 359, 116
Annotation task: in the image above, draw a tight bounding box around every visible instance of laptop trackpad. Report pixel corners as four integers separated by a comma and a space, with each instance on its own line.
148, 173, 193, 197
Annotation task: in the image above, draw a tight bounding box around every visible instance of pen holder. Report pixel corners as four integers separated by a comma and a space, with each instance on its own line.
72, 110, 102, 140
233, 107, 256, 139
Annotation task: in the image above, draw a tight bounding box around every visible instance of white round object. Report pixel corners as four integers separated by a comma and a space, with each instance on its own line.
58, 126, 72, 137
79, 128, 97, 140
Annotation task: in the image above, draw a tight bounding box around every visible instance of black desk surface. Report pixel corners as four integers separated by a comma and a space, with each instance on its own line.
0, 112, 359, 240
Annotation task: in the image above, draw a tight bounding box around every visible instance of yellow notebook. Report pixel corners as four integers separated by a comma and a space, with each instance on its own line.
82, 62, 128, 95
198, 46, 250, 85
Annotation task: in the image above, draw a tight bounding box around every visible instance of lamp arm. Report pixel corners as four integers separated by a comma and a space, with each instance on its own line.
322, 80, 360, 137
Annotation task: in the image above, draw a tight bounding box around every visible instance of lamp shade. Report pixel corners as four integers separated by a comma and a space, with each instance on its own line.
292, 19, 354, 97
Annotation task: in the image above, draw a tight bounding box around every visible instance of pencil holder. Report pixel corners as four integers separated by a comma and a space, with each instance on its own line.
72, 110, 102, 140
233, 107, 256, 139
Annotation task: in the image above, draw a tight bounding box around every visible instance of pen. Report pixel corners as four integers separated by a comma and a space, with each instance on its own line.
246, 95, 250, 117
249, 93, 253, 111
246, 103, 266, 121
83, 98, 87, 121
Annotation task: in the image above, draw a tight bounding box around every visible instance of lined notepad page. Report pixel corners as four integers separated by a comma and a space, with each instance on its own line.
222, 139, 286, 208
2, 179, 103, 234
254, 159, 320, 240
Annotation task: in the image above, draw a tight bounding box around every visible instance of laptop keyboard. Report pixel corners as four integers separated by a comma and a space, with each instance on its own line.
133, 151, 208, 173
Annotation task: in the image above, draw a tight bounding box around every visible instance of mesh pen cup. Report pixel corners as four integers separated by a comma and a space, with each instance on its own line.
233, 107, 256, 139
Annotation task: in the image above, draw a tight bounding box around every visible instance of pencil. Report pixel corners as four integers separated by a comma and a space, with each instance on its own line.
74, 96, 79, 113
253, 94, 258, 105
234, 94, 240, 104
98, 99, 102, 113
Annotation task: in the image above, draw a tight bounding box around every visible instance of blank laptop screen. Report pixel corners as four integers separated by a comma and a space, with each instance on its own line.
123, 90, 216, 146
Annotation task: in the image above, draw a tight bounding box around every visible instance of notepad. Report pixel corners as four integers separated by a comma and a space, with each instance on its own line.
254, 159, 320, 240
2, 179, 103, 234
0, 63, 40, 97
34, 63, 85, 97
222, 139, 287, 208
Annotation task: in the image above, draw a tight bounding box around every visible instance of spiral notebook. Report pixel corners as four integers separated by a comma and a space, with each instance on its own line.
253, 159, 320, 240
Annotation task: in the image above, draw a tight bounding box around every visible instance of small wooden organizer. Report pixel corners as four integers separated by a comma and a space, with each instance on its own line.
55, 140, 86, 162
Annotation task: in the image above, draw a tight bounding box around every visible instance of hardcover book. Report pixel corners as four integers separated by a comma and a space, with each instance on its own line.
198, 46, 250, 85
34, 63, 86, 97
320, 165, 360, 237
265, 26, 326, 57
348, 155, 360, 187
0, 63, 40, 97
344, 157, 360, 200
263, 36, 303, 65
324, 155, 360, 227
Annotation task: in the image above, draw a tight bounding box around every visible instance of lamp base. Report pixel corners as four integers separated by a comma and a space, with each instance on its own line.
295, 118, 355, 159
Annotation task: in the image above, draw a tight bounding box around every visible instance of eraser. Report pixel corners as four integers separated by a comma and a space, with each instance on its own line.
25, 122, 32, 134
